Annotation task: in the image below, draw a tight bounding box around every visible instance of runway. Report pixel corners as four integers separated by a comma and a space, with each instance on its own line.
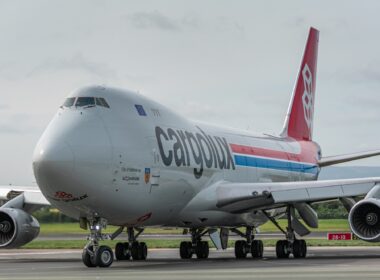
0, 247, 380, 280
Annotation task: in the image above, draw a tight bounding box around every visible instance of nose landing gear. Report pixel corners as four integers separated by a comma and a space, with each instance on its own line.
81, 218, 149, 268
82, 218, 114, 267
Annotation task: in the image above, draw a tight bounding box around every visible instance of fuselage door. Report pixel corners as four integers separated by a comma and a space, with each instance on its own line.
145, 137, 161, 192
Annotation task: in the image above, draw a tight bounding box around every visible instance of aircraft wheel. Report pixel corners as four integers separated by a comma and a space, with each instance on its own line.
251, 240, 264, 258
196, 241, 209, 259
276, 240, 290, 259
180, 241, 193, 259
123, 242, 131, 259
293, 239, 307, 258
115, 242, 130, 260
131, 241, 141, 260
139, 242, 148, 260
96, 245, 114, 267
115, 242, 123, 260
82, 246, 96, 267
235, 240, 248, 259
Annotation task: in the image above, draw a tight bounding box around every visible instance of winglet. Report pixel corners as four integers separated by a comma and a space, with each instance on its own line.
281, 27, 319, 141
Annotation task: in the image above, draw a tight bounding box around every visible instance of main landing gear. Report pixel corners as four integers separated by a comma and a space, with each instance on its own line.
179, 228, 210, 259
81, 218, 148, 268
264, 206, 307, 259
114, 227, 147, 261
232, 227, 264, 259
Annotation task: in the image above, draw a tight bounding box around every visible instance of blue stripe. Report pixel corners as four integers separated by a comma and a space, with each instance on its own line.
234, 155, 319, 175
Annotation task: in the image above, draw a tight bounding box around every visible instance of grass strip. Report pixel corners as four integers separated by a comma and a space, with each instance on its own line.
39, 219, 351, 235
21, 238, 380, 249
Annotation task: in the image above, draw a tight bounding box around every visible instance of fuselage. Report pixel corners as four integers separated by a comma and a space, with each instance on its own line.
33, 85, 321, 228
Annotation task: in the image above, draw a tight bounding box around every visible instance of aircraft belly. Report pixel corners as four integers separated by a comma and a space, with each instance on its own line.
166, 210, 269, 228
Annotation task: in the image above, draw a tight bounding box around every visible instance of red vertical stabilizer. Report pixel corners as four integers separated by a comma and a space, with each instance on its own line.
282, 27, 319, 141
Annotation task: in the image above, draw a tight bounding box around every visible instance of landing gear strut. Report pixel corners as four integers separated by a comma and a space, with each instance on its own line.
82, 218, 114, 267
115, 227, 147, 261
179, 228, 209, 259
232, 227, 263, 259
264, 206, 307, 259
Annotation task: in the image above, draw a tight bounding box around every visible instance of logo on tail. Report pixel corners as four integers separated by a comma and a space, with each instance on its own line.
280, 27, 319, 141
302, 64, 314, 134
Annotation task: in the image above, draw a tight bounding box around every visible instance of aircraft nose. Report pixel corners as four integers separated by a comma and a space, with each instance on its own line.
33, 141, 75, 194
33, 108, 113, 202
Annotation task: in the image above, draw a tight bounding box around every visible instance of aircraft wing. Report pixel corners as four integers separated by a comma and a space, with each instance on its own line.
0, 185, 50, 207
318, 150, 380, 167
187, 178, 380, 214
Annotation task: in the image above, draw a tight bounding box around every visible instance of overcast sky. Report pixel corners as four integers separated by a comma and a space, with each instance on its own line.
1, 0, 380, 185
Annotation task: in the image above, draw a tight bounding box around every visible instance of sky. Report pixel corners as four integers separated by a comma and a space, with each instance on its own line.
1, 0, 380, 185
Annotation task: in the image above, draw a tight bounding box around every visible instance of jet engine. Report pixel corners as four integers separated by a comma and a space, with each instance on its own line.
348, 198, 380, 242
0, 208, 40, 248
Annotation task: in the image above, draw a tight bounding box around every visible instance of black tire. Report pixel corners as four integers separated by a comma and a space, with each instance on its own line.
115, 242, 126, 260
123, 242, 131, 260
96, 245, 114, 268
197, 241, 209, 259
139, 242, 148, 260
251, 240, 264, 258
293, 239, 307, 258
276, 240, 290, 259
234, 240, 247, 259
202, 241, 209, 259
131, 241, 140, 260
180, 241, 192, 259
82, 246, 96, 267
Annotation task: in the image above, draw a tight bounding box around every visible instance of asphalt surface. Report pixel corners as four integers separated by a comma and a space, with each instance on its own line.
0, 247, 380, 279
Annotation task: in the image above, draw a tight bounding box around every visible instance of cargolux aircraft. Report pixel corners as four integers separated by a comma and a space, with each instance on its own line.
1, 27, 380, 268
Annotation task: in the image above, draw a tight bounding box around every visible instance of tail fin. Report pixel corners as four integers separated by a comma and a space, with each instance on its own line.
281, 27, 319, 141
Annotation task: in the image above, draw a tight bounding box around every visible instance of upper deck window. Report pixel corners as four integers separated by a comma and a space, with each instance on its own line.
96, 97, 110, 108
62, 97, 76, 107
75, 97, 95, 107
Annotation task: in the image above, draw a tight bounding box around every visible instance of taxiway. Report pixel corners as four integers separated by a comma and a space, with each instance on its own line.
0, 247, 379, 280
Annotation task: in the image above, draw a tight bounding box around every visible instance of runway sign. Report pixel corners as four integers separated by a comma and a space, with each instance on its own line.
327, 232, 352, 240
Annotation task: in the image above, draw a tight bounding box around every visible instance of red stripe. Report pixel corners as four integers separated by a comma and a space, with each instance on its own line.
230, 143, 317, 164
231, 144, 288, 160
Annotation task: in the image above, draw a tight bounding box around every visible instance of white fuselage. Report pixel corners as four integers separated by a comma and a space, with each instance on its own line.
33, 86, 320, 228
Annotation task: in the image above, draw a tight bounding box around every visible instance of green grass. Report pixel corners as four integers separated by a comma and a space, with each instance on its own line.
39, 219, 351, 235
259, 219, 350, 232
39, 224, 182, 234
22, 219, 371, 249
22, 238, 380, 249
29, 219, 358, 249
22, 239, 183, 249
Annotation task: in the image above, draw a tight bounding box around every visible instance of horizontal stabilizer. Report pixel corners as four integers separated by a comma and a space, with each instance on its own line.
318, 150, 380, 167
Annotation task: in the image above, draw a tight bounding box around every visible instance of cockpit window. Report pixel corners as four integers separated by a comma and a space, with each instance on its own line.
96, 97, 110, 108
75, 97, 95, 107
62, 97, 76, 107
62, 96, 109, 109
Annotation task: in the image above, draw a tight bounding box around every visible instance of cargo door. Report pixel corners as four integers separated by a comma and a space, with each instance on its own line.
145, 137, 161, 193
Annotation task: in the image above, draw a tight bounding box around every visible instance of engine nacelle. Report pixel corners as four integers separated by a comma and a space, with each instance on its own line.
348, 198, 380, 242
0, 208, 40, 248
